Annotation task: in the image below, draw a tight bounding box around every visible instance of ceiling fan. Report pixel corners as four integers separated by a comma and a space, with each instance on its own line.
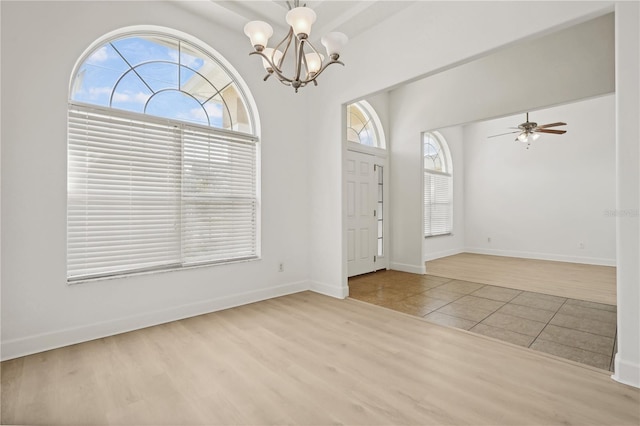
488, 112, 567, 147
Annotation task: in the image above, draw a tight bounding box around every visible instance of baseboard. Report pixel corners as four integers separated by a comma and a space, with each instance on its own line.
612, 354, 640, 388
424, 248, 464, 262
389, 262, 426, 275
310, 280, 348, 299
464, 247, 616, 267
1, 281, 309, 361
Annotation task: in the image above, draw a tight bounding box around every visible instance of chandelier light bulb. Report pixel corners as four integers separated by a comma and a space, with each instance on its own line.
305, 53, 325, 75
531, 132, 540, 141
244, 21, 273, 50
321, 32, 348, 59
285, 7, 317, 38
261, 48, 283, 71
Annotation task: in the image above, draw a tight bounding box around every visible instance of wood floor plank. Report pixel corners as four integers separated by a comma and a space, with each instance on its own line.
2, 291, 637, 425
426, 253, 616, 305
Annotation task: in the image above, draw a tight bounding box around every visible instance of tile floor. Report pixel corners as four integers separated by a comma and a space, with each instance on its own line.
348, 270, 617, 371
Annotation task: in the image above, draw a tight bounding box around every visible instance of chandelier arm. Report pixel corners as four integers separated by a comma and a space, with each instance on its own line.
293, 38, 306, 83
303, 59, 344, 84
273, 28, 294, 71
249, 51, 295, 84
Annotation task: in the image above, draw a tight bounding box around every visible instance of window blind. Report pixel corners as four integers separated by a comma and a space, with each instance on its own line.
68, 104, 258, 281
424, 172, 452, 237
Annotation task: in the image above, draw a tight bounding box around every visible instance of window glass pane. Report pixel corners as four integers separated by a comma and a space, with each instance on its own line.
111, 71, 152, 113
136, 62, 179, 92
146, 90, 208, 126
346, 102, 382, 148
71, 44, 130, 106
111, 35, 178, 66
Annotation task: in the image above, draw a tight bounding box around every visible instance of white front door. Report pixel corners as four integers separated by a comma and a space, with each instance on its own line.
346, 150, 377, 277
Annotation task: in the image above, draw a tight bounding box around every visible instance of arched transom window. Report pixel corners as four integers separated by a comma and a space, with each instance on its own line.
423, 132, 452, 237
68, 31, 259, 282
424, 132, 449, 173
346, 101, 385, 149
71, 33, 252, 132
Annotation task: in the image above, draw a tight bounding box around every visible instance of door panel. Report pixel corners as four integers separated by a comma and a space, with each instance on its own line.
346, 150, 376, 277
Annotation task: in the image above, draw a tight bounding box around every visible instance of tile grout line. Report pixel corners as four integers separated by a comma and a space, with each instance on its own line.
528, 298, 568, 349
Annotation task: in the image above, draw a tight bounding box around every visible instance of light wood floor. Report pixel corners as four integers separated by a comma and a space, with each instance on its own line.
2, 292, 638, 425
426, 253, 617, 305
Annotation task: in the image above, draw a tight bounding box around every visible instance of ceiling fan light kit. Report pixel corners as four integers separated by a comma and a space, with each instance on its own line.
488, 112, 567, 149
243, 1, 348, 93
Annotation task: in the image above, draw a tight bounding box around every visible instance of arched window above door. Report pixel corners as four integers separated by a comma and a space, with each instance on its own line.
346, 100, 386, 149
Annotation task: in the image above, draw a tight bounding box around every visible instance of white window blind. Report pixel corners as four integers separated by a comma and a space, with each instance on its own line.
68, 104, 258, 281
424, 172, 452, 237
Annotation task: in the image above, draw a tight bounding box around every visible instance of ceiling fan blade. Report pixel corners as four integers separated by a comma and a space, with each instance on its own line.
536, 129, 567, 134
487, 131, 520, 138
537, 122, 567, 129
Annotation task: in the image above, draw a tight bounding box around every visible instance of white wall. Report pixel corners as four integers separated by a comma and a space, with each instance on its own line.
0, 1, 311, 360
464, 95, 616, 265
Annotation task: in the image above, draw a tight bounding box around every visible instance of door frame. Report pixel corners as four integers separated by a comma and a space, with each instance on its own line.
344, 142, 389, 279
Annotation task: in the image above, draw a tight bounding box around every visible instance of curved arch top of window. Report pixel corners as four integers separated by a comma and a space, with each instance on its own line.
70, 33, 254, 134
346, 101, 386, 149
423, 132, 452, 173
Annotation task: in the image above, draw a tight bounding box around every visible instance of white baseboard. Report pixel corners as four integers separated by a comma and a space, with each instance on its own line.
1, 281, 309, 361
464, 247, 616, 267
310, 280, 348, 299
389, 262, 426, 275
612, 354, 640, 389
424, 248, 464, 262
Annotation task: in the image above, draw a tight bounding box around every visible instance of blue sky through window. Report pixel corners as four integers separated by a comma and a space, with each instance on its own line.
71, 36, 227, 128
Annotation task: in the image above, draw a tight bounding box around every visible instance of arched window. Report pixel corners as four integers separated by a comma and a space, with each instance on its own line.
68, 30, 259, 282
346, 101, 385, 149
423, 132, 452, 237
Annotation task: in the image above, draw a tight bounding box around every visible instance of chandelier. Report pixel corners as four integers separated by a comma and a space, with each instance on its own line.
243, 1, 348, 93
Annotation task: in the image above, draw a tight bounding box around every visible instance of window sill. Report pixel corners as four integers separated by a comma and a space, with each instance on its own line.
425, 233, 453, 239
67, 256, 261, 285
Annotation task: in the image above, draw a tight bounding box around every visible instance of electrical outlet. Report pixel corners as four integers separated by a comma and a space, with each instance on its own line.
279, 262, 284, 272
487, 237, 492, 243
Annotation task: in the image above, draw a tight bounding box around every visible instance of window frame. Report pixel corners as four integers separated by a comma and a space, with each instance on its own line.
67, 28, 261, 283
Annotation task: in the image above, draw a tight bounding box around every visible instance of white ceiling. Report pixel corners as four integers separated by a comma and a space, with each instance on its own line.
177, 1, 415, 42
